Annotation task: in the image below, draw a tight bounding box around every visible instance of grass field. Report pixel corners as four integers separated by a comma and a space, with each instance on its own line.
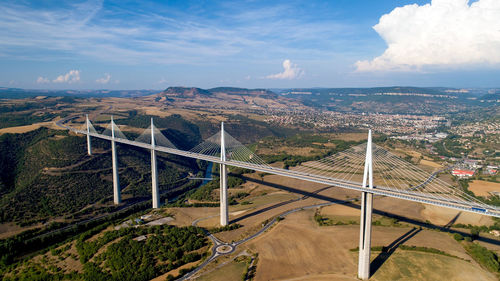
419, 159, 443, 168
0, 121, 62, 134
421, 204, 494, 226
371, 251, 497, 281
242, 206, 496, 281
469, 180, 500, 197
195, 256, 249, 281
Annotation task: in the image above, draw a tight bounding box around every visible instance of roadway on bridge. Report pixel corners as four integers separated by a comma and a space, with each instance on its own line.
55, 115, 500, 218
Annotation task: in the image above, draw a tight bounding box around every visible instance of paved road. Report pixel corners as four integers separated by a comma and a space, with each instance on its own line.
179, 188, 355, 280
409, 165, 454, 191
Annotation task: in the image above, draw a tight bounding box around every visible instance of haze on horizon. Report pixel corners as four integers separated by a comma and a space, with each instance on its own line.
1, 0, 500, 90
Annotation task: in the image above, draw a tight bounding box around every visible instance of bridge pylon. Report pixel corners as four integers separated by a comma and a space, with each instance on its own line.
111, 116, 121, 205
358, 129, 373, 280
151, 118, 160, 209
86, 114, 92, 155
220, 122, 228, 226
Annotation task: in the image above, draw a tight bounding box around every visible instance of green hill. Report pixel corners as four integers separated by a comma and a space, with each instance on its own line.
0, 128, 199, 225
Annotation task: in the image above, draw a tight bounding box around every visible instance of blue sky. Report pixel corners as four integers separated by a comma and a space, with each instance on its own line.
1, 0, 500, 89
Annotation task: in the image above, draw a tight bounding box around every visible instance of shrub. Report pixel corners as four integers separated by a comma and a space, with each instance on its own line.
453, 233, 464, 241
465, 243, 500, 272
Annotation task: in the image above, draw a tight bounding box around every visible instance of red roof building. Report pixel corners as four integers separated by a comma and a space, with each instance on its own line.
452, 169, 475, 178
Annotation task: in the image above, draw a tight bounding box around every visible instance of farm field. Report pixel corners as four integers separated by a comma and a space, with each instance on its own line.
469, 180, 500, 197
240, 209, 496, 281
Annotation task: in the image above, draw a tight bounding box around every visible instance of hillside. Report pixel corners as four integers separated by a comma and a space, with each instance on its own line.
0, 128, 199, 226
277, 87, 491, 114
0, 87, 159, 99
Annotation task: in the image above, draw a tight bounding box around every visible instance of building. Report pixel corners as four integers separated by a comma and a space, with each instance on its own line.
486, 165, 498, 175
452, 169, 475, 178
435, 132, 448, 139
464, 159, 481, 169
490, 230, 500, 237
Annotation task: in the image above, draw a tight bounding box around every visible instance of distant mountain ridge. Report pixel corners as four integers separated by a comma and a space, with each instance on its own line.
277, 87, 476, 96
0, 87, 159, 99
162, 87, 212, 97
1, 86, 495, 100
160, 86, 277, 98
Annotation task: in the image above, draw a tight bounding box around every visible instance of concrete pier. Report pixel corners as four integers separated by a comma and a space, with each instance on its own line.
151, 118, 160, 209
358, 129, 373, 280
111, 116, 121, 205
220, 122, 228, 226
86, 114, 92, 155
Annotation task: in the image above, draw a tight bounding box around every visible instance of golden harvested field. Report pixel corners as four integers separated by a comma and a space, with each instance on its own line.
0, 121, 63, 134
321, 203, 360, 216
419, 159, 442, 168
421, 204, 493, 226
195, 257, 249, 281
469, 180, 500, 197
243, 209, 495, 281
370, 251, 497, 281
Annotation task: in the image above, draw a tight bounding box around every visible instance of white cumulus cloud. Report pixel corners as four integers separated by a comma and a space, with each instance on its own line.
96, 73, 111, 84
266, 59, 304, 79
356, 0, 500, 72
53, 70, 81, 83
36, 76, 49, 84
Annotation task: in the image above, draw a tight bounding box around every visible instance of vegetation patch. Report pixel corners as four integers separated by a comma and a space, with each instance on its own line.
313, 210, 357, 226
209, 223, 242, 234
350, 245, 461, 260
464, 242, 500, 273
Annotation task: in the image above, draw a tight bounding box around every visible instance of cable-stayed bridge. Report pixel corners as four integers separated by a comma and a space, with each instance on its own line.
59, 115, 500, 280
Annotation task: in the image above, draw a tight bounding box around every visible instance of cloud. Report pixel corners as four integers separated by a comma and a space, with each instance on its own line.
266, 59, 304, 79
157, 78, 167, 84
53, 70, 81, 83
36, 76, 49, 84
96, 73, 111, 84
0, 1, 349, 66
356, 0, 500, 72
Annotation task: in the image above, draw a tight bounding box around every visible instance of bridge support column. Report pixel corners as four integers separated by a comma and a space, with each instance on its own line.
151, 118, 160, 209
220, 122, 228, 226
86, 114, 92, 155
111, 116, 121, 205
358, 130, 373, 280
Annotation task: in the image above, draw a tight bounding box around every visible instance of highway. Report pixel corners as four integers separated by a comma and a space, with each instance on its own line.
58, 123, 500, 218
181, 189, 351, 280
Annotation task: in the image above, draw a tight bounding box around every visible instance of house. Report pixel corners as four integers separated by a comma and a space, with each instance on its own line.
464, 159, 481, 169
482, 165, 498, 175
140, 214, 152, 220
435, 132, 448, 139
133, 235, 147, 242
452, 169, 475, 178
490, 230, 500, 237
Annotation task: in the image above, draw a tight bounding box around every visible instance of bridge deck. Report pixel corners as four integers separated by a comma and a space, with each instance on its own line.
65, 125, 500, 218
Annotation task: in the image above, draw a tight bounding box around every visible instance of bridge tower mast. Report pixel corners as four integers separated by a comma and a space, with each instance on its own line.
358, 129, 374, 280
111, 116, 121, 204
86, 114, 92, 155
151, 118, 160, 208
220, 122, 228, 226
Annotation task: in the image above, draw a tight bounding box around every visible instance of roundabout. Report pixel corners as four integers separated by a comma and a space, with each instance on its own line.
215, 244, 234, 254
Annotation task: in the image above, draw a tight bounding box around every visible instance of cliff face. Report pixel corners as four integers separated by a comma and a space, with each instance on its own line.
160, 87, 212, 98
148, 86, 300, 111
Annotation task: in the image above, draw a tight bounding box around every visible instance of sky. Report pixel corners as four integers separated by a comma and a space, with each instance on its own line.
1, 0, 500, 90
